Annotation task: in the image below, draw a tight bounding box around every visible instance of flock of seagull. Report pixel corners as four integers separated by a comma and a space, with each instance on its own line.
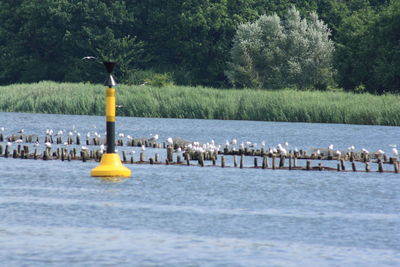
0, 126, 398, 158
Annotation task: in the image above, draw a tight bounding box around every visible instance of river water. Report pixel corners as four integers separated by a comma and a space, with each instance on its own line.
0, 112, 399, 266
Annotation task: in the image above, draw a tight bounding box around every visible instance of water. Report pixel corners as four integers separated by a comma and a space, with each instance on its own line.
0, 112, 399, 266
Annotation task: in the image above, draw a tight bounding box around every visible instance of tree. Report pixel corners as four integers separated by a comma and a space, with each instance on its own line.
335, 0, 399, 93
226, 6, 335, 89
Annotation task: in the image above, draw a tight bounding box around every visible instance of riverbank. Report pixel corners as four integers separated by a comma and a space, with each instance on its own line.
1, 81, 399, 126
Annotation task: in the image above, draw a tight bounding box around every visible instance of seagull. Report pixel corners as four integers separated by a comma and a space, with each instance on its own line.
392, 148, 398, 157
167, 137, 173, 145
82, 56, 96, 60
0, 127, 4, 132
328, 144, 334, 150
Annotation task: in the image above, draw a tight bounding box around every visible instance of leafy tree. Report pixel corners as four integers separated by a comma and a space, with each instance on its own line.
226, 6, 335, 89
335, 0, 399, 93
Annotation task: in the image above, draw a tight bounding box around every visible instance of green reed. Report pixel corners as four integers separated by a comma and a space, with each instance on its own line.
1, 81, 400, 126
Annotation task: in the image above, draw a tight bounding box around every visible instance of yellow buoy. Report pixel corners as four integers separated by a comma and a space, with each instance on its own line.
91, 62, 131, 178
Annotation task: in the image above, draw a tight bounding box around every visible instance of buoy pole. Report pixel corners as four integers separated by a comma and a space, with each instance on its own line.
91, 62, 131, 177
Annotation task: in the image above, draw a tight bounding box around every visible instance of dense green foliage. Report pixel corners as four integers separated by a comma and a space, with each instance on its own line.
1, 82, 400, 126
0, 0, 397, 93
226, 6, 334, 89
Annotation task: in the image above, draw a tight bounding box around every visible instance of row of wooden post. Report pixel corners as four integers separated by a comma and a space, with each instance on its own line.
0, 142, 399, 173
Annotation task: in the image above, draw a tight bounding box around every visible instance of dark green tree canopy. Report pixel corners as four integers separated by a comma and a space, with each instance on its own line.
0, 0, 396, 93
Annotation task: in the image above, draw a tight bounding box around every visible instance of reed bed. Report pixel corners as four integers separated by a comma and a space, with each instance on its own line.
1, 81, 400, 126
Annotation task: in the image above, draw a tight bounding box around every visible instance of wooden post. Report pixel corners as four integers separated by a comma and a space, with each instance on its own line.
240, 155, 244, 169
167, 146, 173, 163
81, 151, 86, 162
306, 160, 311, 170
289, 155, 292, 170
378, 160, 384, 172
365, 162, 370, 172
340, 159, 346, 171
155, 153, 159, 163
122, 151, 127, 163
0, 144, 2, 155
43, 150, 49, 160
272, 156, 276, 170
337, 163, 340, 171
279, 156, 285, 168
186, 153, 190, 166
254, 157, 258, 168
233, 155, 237, 168
221, 156, 225, 168
149, 158, 154, 165
352, 162, 357, 172
395, 162, 399, 173
262, 156, 268, 169
199, 153, 204, 167
140, 152, 145, 162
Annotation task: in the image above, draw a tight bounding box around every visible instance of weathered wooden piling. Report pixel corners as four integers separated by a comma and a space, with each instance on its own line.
122, 151, 127, 163
0, 144, 2, 155
233, 155, 237, 167
378, 160, 384, 172
221, 156, 225, 168
365, 162, 370, 172
254, 157, 258, 168
43, 150, 49, 160
155, 153, 159, 163
149, 158, 154, 165
340, 159, 346, 171
167, 146, 173, 163
262, 156, 268, 169
198, 153, 204, 167
239, 155, 244, 169
140, 152, 145, 162
272, 156, 276, 170
306, 160, 311, 170
352, 162, 357, 172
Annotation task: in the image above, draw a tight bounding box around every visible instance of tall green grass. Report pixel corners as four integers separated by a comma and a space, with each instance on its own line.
1, 81, 400, 126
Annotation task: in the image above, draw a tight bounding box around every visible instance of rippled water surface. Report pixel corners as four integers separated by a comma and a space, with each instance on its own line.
0, 112, 399, 266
